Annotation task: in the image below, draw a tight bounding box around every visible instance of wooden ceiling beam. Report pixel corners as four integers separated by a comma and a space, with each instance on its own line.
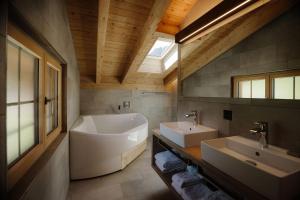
96, 0, 110, 84
177, 0, 271, 44
181, 0, 298, 80
163, 33, 213, 84
120, 0, 171, 83
164, 67, 177, 85
180, 0, 223, 29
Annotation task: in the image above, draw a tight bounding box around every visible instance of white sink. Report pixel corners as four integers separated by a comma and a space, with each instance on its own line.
201, 136, 300, 200
159, 121, 217, 147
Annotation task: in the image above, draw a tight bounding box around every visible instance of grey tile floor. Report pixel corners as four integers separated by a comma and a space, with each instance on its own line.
68, 143, 176, 200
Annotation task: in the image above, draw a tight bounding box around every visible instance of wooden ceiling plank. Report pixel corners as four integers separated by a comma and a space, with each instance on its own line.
120, 0, 171, 83
181, 0, 299, 80
180, 0, 223, 29
96, 0, 111, 84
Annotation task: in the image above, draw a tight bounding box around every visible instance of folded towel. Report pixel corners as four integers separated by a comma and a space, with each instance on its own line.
182, 183, 213, 200
154, 151, 180, 167
155, 159, 186, 173
172, 181, 183, 195
206, 190, 233, 200
172, 171, 203, 188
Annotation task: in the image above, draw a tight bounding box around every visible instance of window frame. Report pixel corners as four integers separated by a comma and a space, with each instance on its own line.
232, 69, 300, 99
7, 23, 63, 189
6, 40, 40, 167
233, 74, 270, 98
270, 70, 300, 100
44, 54, 62, 148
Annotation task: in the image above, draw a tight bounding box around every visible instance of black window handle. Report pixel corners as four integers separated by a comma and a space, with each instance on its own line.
45, 97, 51, 105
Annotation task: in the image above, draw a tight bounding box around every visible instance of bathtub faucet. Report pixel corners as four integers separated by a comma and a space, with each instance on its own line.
123, 101, 130, 109
184, 110, 199, 127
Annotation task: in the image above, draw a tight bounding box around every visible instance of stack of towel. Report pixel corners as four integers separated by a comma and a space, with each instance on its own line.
182, 183, 212, 200
181, 184, 233, 200
171, 171, 203, 195
171, 171, 233, 200
154, 151, 186, 173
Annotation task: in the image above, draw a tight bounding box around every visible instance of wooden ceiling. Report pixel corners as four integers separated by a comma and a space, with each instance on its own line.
67, 0, 296, 91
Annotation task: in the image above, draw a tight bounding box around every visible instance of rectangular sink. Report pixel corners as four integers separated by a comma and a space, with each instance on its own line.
201, 136, 300, 200
160, 121, 217, 148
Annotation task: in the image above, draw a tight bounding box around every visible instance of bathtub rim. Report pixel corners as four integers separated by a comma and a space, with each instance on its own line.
70, 113, 148, 136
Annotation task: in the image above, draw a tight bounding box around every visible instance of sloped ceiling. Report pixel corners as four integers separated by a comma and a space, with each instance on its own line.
67, 0, 292, 91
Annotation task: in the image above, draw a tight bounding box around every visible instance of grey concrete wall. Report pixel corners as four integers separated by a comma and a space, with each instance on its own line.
178, 5, 300, 153
11, 0, 80, 199
80, 89, 177, 136
21, 136, 69, 200
177, 100, 300, 152
183, 5, 300, 97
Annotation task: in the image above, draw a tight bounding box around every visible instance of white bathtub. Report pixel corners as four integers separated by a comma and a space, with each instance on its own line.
70, 113, 148, 180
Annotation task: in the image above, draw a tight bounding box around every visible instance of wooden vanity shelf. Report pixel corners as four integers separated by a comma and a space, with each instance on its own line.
151, 129, 268, 200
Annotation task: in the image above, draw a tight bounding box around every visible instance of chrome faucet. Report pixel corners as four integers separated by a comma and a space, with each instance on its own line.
184, 110, 199, 127
249, 121, 268, 149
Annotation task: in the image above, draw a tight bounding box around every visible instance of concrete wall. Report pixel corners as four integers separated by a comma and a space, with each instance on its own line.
183, 4, 300, 97
11, 0, 80, 199
178, 5, 300, 154
80, 89, 177, 136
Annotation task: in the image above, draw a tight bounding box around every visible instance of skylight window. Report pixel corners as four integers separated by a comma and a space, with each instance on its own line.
147, 38, 174, 58
138, 37, 177, 74
164, 50, 178, 70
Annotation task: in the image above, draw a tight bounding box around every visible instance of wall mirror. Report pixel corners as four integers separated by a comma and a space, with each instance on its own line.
179, 37, 300, 101
178, 24, 300, 102
174, 0, 300, 103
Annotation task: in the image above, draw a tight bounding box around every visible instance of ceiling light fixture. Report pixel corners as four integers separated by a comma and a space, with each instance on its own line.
179, 0, 252, 43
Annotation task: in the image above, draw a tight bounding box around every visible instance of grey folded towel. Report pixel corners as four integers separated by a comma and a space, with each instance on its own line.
155, 151, 186, 170
206, 190, 233, 200
172, 181, 183, 195
155, 151, 179, 165
182, 183, 213, 200
172, 171, 203, 188
155, 159, 186, 173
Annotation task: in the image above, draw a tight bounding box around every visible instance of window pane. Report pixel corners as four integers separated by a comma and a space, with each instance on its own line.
46, 66, 59, 134
7, 105, 19, 164
296, 76, 300, 100
20, 103, 36, 154
148, 38, 173, 58
7, 43, 19, 103
274, 77, 293, 99
20, 50, 36, 101
239, 80, 251, 98
164, 50, 178, 70
252, 79, 265, 98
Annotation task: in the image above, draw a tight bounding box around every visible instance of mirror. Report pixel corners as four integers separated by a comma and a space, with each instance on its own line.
179, 23, 300, 100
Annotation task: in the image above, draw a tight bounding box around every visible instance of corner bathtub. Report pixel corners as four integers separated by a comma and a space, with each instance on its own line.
70, 113, 148, 179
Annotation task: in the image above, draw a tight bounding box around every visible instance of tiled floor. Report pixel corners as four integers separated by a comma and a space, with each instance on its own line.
68, 143, 175, 200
